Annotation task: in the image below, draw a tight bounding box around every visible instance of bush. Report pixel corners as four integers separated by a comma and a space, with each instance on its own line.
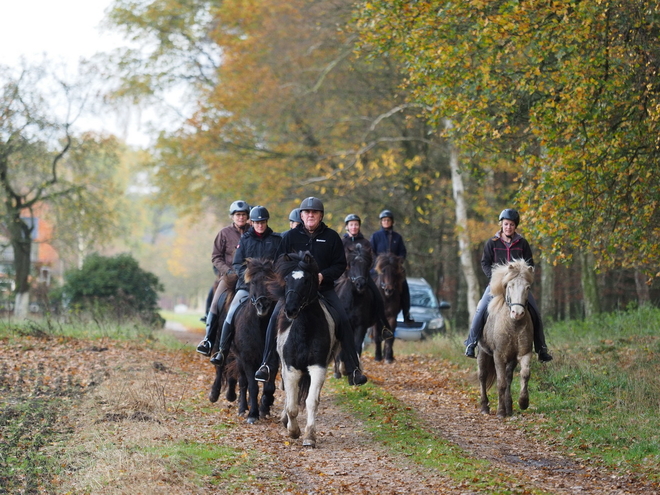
53, 253, 164, 326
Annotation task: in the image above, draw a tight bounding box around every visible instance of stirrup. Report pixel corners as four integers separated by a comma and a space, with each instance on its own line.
210, 350, 225, 366
196, 339, 212, 356
255, 364, 270, 382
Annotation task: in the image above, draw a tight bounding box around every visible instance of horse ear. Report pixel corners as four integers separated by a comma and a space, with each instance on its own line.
303, 251, 314, 264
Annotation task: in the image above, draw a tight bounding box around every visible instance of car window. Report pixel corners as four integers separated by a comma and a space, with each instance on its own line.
410, 286, 439, 308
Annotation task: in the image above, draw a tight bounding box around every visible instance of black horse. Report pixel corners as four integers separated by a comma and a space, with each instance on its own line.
269, 251, 339, 447
208, 258, 277, 423
335, 243, 385, 376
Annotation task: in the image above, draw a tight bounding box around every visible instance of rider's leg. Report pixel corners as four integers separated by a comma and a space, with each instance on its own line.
255, 299, 283, 382
401, 277, 413, 322
210, 289, 248, 366
527, 292, 553, 362
322, 289, 367, 386
196, 282, 228, 355
464, 286, 492, 358
367, 277, 392, 339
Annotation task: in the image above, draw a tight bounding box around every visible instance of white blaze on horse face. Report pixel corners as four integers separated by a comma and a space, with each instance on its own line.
292, 270, 305, 280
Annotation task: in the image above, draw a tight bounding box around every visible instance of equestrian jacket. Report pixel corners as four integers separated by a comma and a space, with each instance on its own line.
233, 227, 282, 291
370, 227, 407, 259
212, 223, 248, 277
276, 222, 346, 292
481, 232, 534, 280
342, 232, 373, 255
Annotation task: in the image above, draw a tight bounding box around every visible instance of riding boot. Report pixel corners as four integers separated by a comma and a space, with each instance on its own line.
464, 286, 492, 358
196, 312, 219, 356
337, 323, 367, 386
527, 298, 553, 362
256, 300, 282, 382
210, 320, 234, 367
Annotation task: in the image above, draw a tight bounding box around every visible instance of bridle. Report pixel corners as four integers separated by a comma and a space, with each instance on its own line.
285, 270, 318, 312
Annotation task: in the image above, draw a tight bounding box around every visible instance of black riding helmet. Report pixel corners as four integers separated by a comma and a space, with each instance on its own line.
379, 209, 394, 220
289, 208, 301, 223
250, 205, 269, 222
299, 197, 324, 213
230, 200, 250, 215
499, 208, 520, 226
344, 214, 361, 225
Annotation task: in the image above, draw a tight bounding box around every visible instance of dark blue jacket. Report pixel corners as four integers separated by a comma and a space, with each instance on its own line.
370, 227, 407, 259
276, 222, 346, 292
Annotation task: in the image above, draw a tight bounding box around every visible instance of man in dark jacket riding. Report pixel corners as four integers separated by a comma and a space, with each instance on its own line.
255, 197, 368, 386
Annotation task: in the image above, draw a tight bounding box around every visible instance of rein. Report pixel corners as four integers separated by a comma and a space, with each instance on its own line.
285, 273, 319, 312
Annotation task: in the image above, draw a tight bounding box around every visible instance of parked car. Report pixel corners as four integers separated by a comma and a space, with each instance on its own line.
394, 277, 451, 341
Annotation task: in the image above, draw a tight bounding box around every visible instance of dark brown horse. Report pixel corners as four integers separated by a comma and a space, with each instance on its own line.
372, 253, 403, 363
208, 259, 277, 423
478, 259, 534, 417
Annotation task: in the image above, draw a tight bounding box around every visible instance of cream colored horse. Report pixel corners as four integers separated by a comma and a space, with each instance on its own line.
478, 259, 534, 417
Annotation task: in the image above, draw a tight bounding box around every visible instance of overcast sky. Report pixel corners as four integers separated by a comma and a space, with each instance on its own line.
1, 1, 155, 146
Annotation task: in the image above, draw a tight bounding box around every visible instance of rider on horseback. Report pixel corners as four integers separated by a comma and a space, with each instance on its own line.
370, 209, 414, 323
255, 197, 368, 386
209, 206, 282, 369
464, 208, 553, 362
196, 200, 250, 356
343, 214, 393, 339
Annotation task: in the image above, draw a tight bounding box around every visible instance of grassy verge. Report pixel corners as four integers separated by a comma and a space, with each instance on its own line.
330, 379, 550, 494
386, 306, 660, 481
159, 310, 206, 332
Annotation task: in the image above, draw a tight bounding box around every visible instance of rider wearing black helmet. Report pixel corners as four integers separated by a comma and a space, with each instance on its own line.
464, 208, 553, 362
343, 214, 393, 339
197, 200, 250, 356
255, 197, 368, 386
209, 206, 282, 368
370, 209, 414, 323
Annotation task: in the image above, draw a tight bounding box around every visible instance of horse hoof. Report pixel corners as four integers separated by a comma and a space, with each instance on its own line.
247, 417, 258, 425
302, 439, 316, 448
374, 356, 383, 362
519, 398, 529, 410
333, 372, 342, 379
385, 358, 395, 364
226, 391, 237, 402
208, 391, 220, 403
480, 407, 490, 415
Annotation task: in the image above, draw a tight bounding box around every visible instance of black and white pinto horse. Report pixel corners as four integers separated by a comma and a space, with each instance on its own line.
335, 243, 378, 377
269, 251, 339, 447
208, 259, 277, 424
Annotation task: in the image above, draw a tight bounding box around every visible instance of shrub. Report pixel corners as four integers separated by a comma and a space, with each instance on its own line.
53, 253, 164, 326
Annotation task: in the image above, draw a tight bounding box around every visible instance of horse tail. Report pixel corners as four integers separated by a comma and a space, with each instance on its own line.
482, 354, 497, 391
298, 373, 311, 407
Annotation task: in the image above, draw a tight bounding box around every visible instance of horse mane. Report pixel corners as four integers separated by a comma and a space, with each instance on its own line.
345, 243, 373, 268
374, 252, 403, 275
268, 251, 319, 300
243, 257, 274, 285
488, 259, 534, 312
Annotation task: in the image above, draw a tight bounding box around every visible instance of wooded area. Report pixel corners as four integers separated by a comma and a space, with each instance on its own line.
1, 0, 659, 325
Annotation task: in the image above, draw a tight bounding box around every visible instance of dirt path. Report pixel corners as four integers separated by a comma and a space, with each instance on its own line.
3, 327, 657, 494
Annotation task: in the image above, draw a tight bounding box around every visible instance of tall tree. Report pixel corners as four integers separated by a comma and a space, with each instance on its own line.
0, 64, 124, 316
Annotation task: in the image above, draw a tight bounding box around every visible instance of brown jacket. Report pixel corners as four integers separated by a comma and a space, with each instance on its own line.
211, 223, 247, 277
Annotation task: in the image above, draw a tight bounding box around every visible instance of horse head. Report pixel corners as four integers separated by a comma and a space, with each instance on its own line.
244, 257, 275, 317
375, 253, 403, 298
345, 244, 372, 295
279, 251, 319, 320
496, 260, 534, 321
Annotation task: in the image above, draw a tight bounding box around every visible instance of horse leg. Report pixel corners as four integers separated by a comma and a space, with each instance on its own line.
503, 359, 516, 417
477, 351, 494, 414
281, 367, 302, 439
494, 355, 510, 418
259, 376, 276, 418
333, 353, 343, 379
372, 325, 383, 362
246, 370, 261, 424
225, 372, 237, 402
303, 366, 326, 448
384, 321, 395, 363
518, 353, 532, 410
208, 365, 223, 403
237, 369, 248, 416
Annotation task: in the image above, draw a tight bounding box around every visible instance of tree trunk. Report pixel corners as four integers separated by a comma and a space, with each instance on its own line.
579, 251, 601, 318
540, 239, 555, 322
634, 270, 650, 306
446, 120, 480, 318
8, 216, 33, 319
